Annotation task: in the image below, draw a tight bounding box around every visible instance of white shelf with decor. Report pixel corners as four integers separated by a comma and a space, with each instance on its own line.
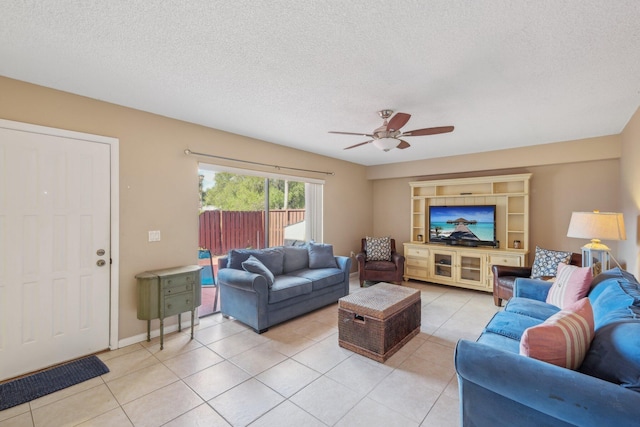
404, 173, 531, 292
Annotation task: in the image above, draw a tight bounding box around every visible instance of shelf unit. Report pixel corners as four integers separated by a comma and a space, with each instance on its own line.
409, 173, 531, 250
405, 173, 531, 292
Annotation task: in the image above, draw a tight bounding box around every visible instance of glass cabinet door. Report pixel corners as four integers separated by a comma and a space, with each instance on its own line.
459, 253, 484, 286
433, 252, 453, 280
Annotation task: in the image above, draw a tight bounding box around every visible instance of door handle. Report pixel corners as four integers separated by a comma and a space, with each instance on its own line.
97, 259, 106, 267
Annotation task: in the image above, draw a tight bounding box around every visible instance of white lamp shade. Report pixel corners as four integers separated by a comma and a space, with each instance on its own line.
373, 138, 398, 152
566, 211, 626, 242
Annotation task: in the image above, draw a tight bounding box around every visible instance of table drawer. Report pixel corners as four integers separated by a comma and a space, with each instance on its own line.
406, 247, 429, 258
162, 274, 196, 295
488, 255, 522, 267
406, 267, 428, 278
163, 282, 193, 296
406, 258, 428, 268
164, 293, 195, 316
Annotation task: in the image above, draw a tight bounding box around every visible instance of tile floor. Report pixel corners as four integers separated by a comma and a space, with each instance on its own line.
0, 278, 500, 427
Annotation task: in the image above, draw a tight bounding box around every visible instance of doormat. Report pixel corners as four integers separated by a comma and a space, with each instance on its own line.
0, 355, 109, 411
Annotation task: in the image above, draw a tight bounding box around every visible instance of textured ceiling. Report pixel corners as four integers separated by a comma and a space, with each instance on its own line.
2, 1, 640, 166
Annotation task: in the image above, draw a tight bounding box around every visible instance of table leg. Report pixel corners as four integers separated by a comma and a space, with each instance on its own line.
178, 313, 182, 332
190, 309, 195, 340
146, 319, 151, 342
160, 318, 164, 350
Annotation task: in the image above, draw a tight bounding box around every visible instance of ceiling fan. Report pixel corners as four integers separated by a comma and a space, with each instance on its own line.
329, 110, 454, 152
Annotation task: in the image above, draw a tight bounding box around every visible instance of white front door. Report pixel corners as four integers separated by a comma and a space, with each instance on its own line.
0, 124, 112, 380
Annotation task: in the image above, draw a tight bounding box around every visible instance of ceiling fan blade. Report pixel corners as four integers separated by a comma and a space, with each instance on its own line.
329, 131, 374, 137
386, 112, 411, 132
343, 140, 373, 150
397, 140, 410, 149
403, 126, 454, 137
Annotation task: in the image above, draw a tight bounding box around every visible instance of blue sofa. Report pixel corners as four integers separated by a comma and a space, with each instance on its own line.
455, 267, 640, 426
217, 243, 351, 333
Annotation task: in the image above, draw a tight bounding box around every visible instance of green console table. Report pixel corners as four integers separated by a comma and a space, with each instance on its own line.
136, 265, 202, 349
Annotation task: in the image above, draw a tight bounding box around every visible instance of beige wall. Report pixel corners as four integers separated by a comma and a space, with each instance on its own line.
371, 150, 622, 266
0, 77, 372, 343
620, 107, 640, 276
368, 135, 620, 180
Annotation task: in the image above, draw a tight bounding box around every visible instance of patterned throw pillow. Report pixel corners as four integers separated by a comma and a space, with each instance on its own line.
520, 298, 594, 370
530, 246, 572, 279
365, 236, 392, 261
546, 263, 593, 309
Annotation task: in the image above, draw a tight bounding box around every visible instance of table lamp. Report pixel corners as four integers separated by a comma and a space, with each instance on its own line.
566, 211, 626, 270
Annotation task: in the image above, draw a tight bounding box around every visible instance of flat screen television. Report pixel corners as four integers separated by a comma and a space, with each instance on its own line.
429, 205, 497, 247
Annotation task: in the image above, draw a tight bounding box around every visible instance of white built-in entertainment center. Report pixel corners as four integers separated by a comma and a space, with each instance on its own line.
404, 173, 531, 292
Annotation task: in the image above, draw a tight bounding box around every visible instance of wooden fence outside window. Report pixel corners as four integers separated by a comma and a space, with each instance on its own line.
199, 209, 305, 255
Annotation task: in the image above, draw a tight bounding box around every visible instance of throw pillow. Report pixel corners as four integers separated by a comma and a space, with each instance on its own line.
530, 246, 572, 279
242, 255, 275, 286
307, 242, 338, 269
520, 298, 594, 370
283, 246, 309, 273
546, 263, 593, 309
228, 247, 284, 275
365, 236, 392, 261
580, 320, 640, 390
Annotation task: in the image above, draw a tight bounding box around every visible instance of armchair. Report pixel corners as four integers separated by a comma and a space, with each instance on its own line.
355, 238, 405, 287
492, 252, 582, 306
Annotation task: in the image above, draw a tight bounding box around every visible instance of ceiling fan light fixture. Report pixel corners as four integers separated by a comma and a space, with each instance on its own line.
373, 137, 398, 152
332, 110, 454, 152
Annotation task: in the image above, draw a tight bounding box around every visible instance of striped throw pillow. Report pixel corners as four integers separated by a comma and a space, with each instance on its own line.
520, 298, 594, 370
546, 263, 593, 308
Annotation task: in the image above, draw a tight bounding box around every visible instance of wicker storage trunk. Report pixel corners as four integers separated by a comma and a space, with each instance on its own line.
338, 282, 421, 362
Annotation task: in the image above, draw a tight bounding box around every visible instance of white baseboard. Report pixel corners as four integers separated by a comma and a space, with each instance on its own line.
116, 318, 199, 349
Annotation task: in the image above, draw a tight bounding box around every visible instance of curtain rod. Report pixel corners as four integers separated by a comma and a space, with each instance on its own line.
184, 149, 335, 176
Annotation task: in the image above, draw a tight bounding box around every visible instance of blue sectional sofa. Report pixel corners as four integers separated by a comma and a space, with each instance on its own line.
455, 268, 640, 426
217, 243, 351, 333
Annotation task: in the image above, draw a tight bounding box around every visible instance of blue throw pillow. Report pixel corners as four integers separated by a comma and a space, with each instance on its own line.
590, 280, 640, 330
308, 242, 338, 269
590, 267, 639, 290
580, 319, 640, 391
242, 255, 275, 286
283, 246, 309, 273
228, 247, 284, 275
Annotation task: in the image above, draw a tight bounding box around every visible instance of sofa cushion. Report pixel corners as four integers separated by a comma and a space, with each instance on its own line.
590, 279, 640, 330
484, 311, 543, 341
520, 298, 594, 370
242, 255, 275, 287
476, 331, 521, 354
308, 242, 338, 269
228, 247, 285, 275
546, 263, 593, 308
504, 297, 561, 321
580, 319, 640, 391
283, 246, 309, 273
590, 267, 639, 291
365, 236, 392, 261
530, 246, 571, 279
363, 260, 396, 271
589, 267, 640, 301
287, 267, 344, 291
269, 276, 313, 304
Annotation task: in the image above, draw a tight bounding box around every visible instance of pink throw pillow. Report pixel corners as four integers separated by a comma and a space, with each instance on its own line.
545, 263, 593, 308
520, 298, 594, 369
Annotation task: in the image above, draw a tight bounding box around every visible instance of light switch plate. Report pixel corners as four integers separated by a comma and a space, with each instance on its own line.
148, 230, 161, 242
